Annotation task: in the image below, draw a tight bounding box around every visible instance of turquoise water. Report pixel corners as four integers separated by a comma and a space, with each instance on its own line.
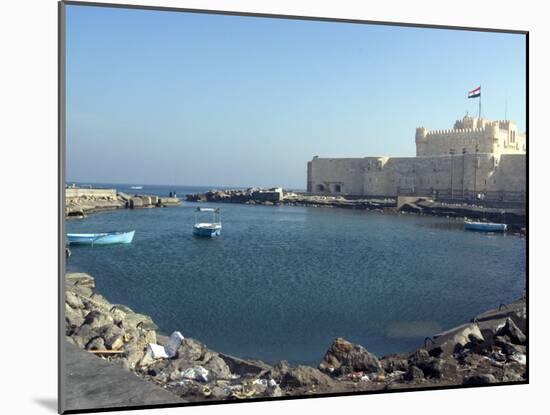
66, 192, 526, 365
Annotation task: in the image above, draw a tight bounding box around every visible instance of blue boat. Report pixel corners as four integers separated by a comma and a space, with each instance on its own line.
67, 230, 136, 246
193, 207, 222, 237
464, 221, 507, 232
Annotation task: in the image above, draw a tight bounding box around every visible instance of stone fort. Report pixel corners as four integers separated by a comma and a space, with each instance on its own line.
307, 115, 526, 200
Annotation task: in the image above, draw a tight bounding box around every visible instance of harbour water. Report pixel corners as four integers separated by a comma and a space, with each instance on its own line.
66, 185, 526, 365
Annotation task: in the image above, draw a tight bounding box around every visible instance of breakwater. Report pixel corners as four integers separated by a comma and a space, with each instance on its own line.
65, 187, 181, 218
185, 188, 526, 231
65, 272, 526, 403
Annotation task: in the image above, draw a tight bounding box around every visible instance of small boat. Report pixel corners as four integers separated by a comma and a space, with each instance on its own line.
464, 221, 507, 232
130, 186, 143, 190
193, 207, 222, 237
67, 230, 136, 246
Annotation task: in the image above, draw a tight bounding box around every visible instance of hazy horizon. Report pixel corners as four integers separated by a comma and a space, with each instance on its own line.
66, 5, 526, 188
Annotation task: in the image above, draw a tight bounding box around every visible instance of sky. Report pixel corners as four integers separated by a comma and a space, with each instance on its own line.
65, 5, 526, 189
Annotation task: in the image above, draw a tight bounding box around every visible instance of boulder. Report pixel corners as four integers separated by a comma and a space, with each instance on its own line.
99, 325, 125, 350
203, 355, 232, 380
66, 273, 95, 289
65, 303, 85, 333
498, 318, 526, 345
219, 353, 272, 376
86, 337, 106, 351
66, 291, 85, 309
176, 338, 208, 362
319, 337, 381, 375
280, 366, 336, 389
83, 310, 114, 329
380, 355, 409, 373
403, 365, 424, 382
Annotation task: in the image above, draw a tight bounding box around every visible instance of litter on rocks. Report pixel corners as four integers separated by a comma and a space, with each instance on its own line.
164, 331, 184, 358
146, 343, 169, 359
181, 366, 209, 382
145, 330, 184, 360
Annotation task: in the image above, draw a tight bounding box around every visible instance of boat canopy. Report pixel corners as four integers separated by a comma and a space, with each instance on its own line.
196, 207, 220, 212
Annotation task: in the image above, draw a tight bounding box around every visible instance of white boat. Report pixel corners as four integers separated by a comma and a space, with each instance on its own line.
193, 207, 222, 237
130, 186, 143, 190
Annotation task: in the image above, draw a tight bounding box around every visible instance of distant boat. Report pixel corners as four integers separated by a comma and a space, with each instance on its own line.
464, 221, 507, 232
193, 207, 222, 237
130, 186, 143, 190
67, 230, 136, 246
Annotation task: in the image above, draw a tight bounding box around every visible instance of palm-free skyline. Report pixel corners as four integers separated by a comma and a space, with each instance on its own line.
66, 4, 526, 189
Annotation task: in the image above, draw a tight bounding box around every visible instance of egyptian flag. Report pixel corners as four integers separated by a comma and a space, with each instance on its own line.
468, 86, 481, 98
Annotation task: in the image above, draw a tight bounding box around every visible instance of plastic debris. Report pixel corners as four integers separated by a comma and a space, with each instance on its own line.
145, 331, 184, 360
146, 343, 169, 359
252, 378, 268, 386
164, 331, 185, 358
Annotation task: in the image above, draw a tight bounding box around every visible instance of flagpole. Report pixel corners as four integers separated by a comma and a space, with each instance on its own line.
478, 85, 481, 119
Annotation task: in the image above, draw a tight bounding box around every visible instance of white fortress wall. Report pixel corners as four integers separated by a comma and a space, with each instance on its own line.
308, 157, 369, 194
307, 116, 526, 198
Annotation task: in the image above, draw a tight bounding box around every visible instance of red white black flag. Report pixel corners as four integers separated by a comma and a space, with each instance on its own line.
468, 86, 481, 98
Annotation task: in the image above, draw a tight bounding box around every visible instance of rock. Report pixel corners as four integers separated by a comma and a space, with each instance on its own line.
403, 365, 424, 382
463, 374, 497, 385
204, 355, 232, 380
319, 337, 381, 375
176, 338, 207, 362
99, 325, 124, 349
66, 291, 85, 309
65, 303, 85, 333
408, 348, 431, 365
219, 353, 272, 376
380, 355, 409, 373
265, 380, 283, 397
66, 272, 95, 289
493, 336, 522, 356
86, 337, 105, 351
427, 323, 484, 357
498, 318, 526, 345
418, 358, 458, 379
280, 366, 336, 389
83, 310, 114, 329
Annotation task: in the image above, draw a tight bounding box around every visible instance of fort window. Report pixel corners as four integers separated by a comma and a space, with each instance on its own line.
334, 184, 342, 193
316, 184, 325, 192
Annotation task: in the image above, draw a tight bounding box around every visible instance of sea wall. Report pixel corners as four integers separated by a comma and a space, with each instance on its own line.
66, 188, 118, 199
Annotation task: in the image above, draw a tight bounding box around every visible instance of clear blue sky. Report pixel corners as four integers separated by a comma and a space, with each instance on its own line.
66, 4, 526, 189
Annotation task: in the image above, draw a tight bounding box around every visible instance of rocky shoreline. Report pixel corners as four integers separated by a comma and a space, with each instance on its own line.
65, 272, 527, 403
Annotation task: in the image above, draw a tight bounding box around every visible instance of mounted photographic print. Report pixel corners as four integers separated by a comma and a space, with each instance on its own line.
59, 1, 528, 413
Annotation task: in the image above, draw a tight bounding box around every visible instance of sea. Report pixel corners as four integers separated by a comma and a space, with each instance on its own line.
66, 183, 526, 365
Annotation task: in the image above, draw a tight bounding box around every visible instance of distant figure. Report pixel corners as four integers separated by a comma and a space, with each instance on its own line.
65, 248, 71, 259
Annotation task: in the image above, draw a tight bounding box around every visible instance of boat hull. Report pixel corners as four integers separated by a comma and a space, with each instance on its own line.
67, 230, 136, 245
464, 222, 507, 232
193, 225, 222, 237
